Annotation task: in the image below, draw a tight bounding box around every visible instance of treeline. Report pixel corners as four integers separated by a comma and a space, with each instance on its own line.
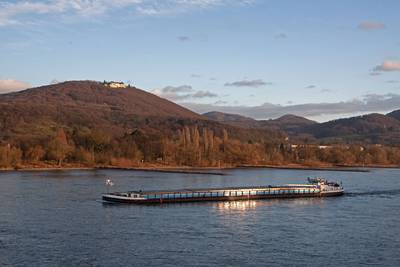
1, 125, 400, 169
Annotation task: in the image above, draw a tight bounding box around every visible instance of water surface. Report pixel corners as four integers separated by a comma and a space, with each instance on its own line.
1, 168, 399, 266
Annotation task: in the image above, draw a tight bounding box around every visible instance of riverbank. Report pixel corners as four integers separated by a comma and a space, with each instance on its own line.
2, 162, 400, 174
236, 164, 371, 172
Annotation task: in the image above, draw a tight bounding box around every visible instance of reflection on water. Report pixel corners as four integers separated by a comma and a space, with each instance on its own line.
214, 200, 258, 213
213, 197, 328, 214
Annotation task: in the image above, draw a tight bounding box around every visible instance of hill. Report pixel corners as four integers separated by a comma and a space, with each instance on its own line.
1, 80, 399, 169
387, 109, 400, 121
0, 81, 285, 168
203, 110, 400, 144
296, 113, 400, 144
0, 80, 202, 118
259, 114, 317, 134
202, 111, 258, 128
203, 112, 316, 133
0, 80, 206, 142
272, 114, 316, 128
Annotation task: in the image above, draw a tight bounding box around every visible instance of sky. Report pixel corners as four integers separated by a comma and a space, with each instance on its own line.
0, 0, 399, 121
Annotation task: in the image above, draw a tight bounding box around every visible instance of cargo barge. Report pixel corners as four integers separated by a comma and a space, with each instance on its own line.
102, 178, 344, 204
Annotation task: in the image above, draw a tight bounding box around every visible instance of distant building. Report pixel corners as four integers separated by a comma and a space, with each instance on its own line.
103, 81, 128, 88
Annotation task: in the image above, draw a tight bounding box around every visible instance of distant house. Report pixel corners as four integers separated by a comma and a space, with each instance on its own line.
103, 81, 128, 88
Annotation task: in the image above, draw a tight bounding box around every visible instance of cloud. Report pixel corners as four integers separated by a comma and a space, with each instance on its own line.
0, 0, 254, 26
305, 85, 316, 89
160, 85, 193, 93
191, 74, 202, 78
192, 90, 218, 98
373, 60, 400, 72
358, 21, 385, 31
369, 71, 381, 76
386, 80, 399, 84
181, 93, 400, 121
274, 33, 287, 39
0, 79, 31, 94
214, 100, 227, 105
224, 79, 271, 88
152, 85, 217, 101
178, 36, 190, 42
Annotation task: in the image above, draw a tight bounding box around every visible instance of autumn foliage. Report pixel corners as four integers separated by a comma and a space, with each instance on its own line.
1, 125, 400, 169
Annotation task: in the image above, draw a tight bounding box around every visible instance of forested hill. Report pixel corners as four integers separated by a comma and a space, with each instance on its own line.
205, 110, 400, 145
203, 112, 316, 132
0, 80, 206, 139
1, 80, 202, 119
297, 113, 400, 144
0, 81, 284, 168
0, 80, 400, 169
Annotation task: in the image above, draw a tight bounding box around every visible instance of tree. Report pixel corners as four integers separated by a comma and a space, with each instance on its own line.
47, 129, 73, 166
0, 145, 22, 168
26, 145, 46, 162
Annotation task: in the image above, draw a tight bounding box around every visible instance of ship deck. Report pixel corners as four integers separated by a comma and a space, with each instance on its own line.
123, 184, 318, 195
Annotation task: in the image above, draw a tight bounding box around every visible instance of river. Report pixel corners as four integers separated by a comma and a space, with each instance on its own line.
1, 168, 399, 266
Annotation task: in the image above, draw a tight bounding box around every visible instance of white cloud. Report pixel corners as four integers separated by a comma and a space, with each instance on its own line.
374, 60, 400, 72
0, 0, 254, 26
0, 79, 31, 94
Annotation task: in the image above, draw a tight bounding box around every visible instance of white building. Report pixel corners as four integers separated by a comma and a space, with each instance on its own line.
104, 81, 128, 88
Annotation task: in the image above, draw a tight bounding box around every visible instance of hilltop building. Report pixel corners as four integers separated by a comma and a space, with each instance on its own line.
103, 81, 128, 88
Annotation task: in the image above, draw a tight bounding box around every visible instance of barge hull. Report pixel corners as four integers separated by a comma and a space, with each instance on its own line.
102, 191, 344, 204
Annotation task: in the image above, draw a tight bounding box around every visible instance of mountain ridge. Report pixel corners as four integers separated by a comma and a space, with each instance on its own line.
203, 110, 400, 144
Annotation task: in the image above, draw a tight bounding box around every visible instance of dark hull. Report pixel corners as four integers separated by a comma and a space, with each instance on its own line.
102, 190, 344, 204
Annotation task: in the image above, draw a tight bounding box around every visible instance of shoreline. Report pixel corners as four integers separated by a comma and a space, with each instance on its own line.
1, 163, 400, 174
235, 165, 372, 172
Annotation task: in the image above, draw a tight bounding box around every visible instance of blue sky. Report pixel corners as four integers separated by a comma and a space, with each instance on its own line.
0, 0, 400, 121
